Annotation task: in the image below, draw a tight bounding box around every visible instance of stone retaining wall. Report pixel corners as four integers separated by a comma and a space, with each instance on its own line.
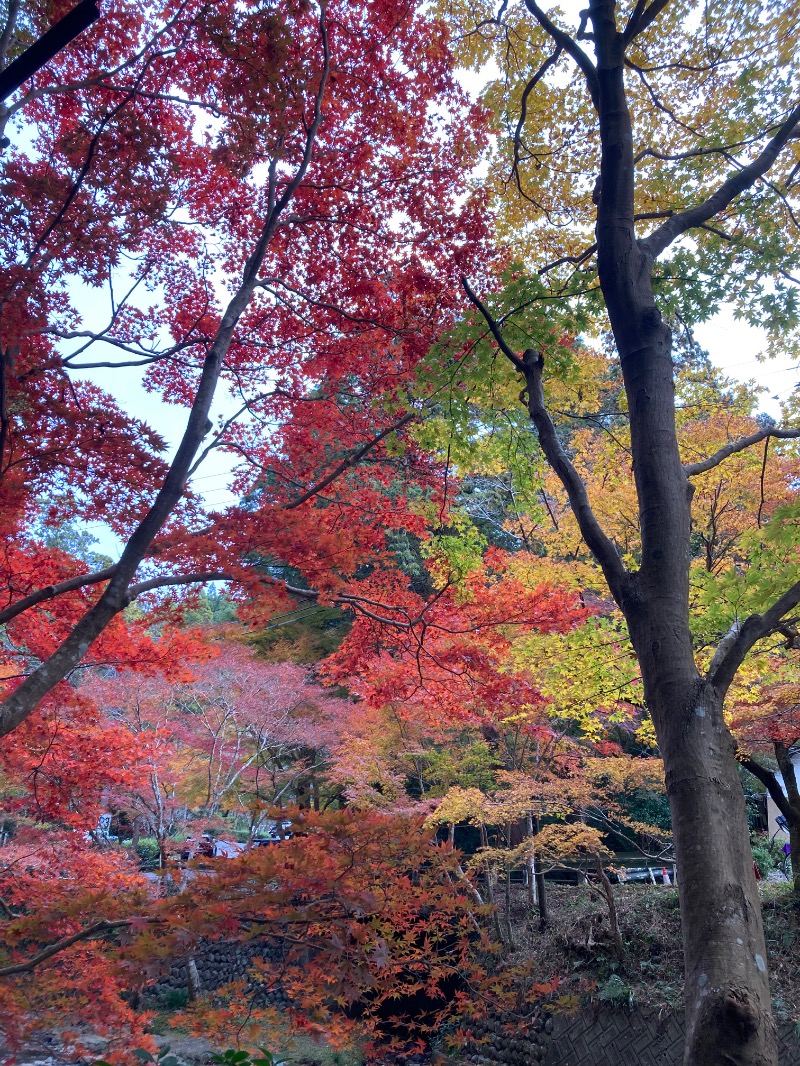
542, 1006, 800, 1066
463, 1013, 552, 1065
461, 1006, 800, 1066
148, 941, 800, 1066
148, 935, 289, 1008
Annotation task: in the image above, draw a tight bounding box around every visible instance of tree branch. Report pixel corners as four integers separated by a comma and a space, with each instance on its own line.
0, 566, 240, 628
511, 45, 563, 191
738, 755, 795, 825
708, 579, 800, 693
124, 571, 233, 602
0, 917, 153, 977
462, 277, 525, 371
522, 0, 599, 107
537, 243, 597, 276
684, 425, 800, 476
641, 102, 800, 261
0, 566, 118, 626
0, 0, 20, 72
462, 278, 631, 604
520, 349, 632, 609
622, 0, 673, 45
284, 412, 416, 509
187, 391, 276, 479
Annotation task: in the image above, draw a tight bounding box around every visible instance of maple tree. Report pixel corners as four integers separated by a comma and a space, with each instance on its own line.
0, 0, 491, 736
0, 806, 489, 1062
0, 629, 492, 1058
5, 0, 800, 1062
92, 642, 353, 837
0, 831, 158, 1063
0, 670, 160, 1061
321, 540, 669, 940
429, 1, 800, 1062
161, 810, 485, 1055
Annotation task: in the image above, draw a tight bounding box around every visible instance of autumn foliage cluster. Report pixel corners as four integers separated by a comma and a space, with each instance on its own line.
2, 0, 800, 1063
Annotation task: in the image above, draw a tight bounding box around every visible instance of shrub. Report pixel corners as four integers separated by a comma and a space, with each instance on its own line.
157, 987, 189, 1011
751, 834, 777, 878
598, 974, 634, 1007
136, 837, 162, 868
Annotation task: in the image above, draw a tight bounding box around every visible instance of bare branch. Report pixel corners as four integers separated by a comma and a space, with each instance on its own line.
187, 391, 276, 478
537, 242, 597, 276
642, 103, 800, 261
0, 566, 240, 628
460, 279, 631, 604
633, 127, 778, 165
684, 426, 800, 477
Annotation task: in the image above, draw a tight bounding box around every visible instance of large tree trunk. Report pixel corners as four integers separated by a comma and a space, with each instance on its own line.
608, 272, 778, 1066
590, 11, 776, 1061
653, 678, 775, 1065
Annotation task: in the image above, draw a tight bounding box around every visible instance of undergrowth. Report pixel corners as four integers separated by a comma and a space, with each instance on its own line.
498, 881, 800, 1023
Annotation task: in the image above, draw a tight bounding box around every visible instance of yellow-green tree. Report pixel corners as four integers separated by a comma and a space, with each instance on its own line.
431, 3, 800, 1062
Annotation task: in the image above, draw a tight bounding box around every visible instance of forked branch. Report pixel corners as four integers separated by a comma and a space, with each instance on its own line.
511, 45, 563, 190
461, 278, 525, 370
622, 0, 673, 45
284, 411, 416, 509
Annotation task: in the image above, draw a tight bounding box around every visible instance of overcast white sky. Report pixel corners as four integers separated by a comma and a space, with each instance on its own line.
694, 311, 799, 418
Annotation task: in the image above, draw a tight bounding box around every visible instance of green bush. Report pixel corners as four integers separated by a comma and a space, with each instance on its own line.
156, 987, 189, 1011
751, 834, 777, 878
212, 1052, 274, 1066
598, 974, 634, 1007
136, 837, 161, 868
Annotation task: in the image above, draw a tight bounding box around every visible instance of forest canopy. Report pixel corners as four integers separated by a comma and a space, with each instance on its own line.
1, 2, 800, 1065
